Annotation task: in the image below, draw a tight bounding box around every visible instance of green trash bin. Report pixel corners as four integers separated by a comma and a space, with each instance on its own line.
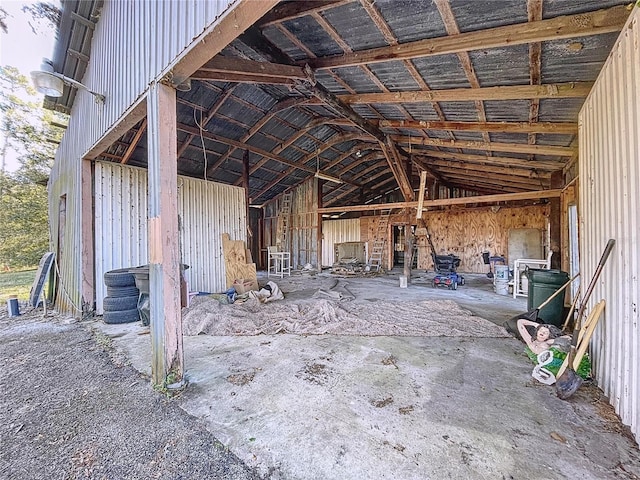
526, 269, 569, 327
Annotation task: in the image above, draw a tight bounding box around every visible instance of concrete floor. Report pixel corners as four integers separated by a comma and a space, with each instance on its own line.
95, 271, 640, 480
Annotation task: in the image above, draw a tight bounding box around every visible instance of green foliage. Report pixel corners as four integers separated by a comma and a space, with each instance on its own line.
0, 66, 66, 268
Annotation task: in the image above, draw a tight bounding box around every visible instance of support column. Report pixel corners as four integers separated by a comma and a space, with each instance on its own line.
81, 158, 95, 315
549, 170, 563, 270
147, 81, 183, 388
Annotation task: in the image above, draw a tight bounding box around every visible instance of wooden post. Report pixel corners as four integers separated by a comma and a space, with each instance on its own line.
404, 225, 414, 282
147, 81, 183, 388
550, 170, 563, 270
81, 158, 94, 314
317, 177, 324, 269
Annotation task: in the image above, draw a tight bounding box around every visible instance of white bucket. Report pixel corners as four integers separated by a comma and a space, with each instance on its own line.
495, 265, 510, 281
399, 275, 408, 288
495, 279, 509, 296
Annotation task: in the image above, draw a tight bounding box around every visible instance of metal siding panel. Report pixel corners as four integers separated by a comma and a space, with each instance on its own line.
94, 163, 246, 313
578, 9, 640, 442
321, 219, 362, 267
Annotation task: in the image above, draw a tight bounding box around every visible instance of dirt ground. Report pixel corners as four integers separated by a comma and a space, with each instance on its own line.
0, 308, 260, 480
2, 271, 639, 479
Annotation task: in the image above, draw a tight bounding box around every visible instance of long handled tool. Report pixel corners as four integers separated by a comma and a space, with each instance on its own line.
556, 239, 615, 400
503, 273, 579, 339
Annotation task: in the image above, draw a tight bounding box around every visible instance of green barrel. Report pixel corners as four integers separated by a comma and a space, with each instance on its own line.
527, 269, 569, 327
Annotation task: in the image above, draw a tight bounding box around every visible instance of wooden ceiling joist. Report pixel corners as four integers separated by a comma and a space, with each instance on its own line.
418, 158, 552, 179
193, 56, 307, 84
257, 0, 350, 27
338, 82, 593, 105
318, 189, 562, 214
433, 168, 550, 190
377, 120, 577, 135
120, 119, 147, 165
392, 135, 575, 157
305, 5, 629, 70
380, 137, 415, 202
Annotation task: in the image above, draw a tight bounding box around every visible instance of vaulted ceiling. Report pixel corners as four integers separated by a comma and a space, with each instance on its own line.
53, 0, 632, 208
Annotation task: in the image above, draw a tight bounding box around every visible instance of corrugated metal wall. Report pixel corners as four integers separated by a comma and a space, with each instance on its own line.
321, 219, 361, 267
578, 7, 639, 442
95, 162, 246, 314
47, 0, 237, 314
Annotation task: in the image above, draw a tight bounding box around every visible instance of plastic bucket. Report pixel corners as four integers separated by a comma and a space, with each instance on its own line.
399, 275, 408, 288
7, 296, 20, 316
495, 279, 509, 296
495, 265, 509, 281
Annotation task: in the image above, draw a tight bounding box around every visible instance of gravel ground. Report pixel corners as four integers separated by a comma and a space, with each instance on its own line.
0, 309, 262, 480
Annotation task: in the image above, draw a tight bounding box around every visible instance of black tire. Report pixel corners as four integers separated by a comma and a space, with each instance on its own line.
104, 268, 136, 288
106, 286, 140, 298
103, 295, 139, 312
103, 308, 140, 324
460, 277, 465, 286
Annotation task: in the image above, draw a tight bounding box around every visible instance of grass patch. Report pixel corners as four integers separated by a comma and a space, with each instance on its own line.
0, 269, 38, 303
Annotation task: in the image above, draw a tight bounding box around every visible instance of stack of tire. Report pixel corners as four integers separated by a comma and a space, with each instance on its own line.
103, 268, 140, 324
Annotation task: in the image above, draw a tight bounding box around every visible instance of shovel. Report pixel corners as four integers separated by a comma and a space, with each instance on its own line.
556, 239, 615, 400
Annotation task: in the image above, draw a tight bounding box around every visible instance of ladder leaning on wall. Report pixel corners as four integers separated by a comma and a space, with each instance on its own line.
275, 192, 292, 250
369, 209, 390, 271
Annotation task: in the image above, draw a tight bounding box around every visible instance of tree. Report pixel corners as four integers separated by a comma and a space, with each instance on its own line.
0, 66, 66, 268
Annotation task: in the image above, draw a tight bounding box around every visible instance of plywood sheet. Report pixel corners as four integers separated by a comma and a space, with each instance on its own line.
222, 233, 258, 290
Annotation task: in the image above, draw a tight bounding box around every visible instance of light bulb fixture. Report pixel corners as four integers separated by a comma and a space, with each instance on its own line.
314, 148, 343, 184
30, 59, 105, 104
315, 171, 344, 184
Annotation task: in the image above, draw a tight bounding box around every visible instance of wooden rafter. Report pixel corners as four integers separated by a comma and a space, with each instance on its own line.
392, 135, 574, 157
379, 136, 415, 201
528, 0, 544, 153
257, 0, 351, 27
433, 0, 491, 144
120, 119, 147, 165
193, 56, 307, 84
177, 86, 236, 158
305, 5, 628, 70
415, 157, 551, 179
337, 82, 592, 104
376, 119, 577, 135
433, 168, 550, 190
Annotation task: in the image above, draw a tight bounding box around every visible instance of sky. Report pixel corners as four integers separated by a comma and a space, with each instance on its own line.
1, 0, 58, 172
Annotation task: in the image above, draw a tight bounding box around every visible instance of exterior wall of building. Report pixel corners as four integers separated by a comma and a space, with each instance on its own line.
95, 162, 247, 314
578, 7, 640, 442
47, 0, 245, 314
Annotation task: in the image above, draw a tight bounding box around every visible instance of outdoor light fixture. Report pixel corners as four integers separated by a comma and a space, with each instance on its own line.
30, 59, 105, 104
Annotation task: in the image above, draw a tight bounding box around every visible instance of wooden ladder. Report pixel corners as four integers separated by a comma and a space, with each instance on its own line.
276, 192, 292, 250
369, 210, 390, 271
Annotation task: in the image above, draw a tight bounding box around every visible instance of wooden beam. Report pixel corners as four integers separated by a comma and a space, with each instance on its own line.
120, 119, 147, 164
419, 157, 552, 179
392, 135, 575, 157
527, 0, 544, 152
412, 150, 563, 171
178, 123, 320, 175
318, 189, 562, 213
376, 119, 577, 135
193, 56, 307, 84
433, 167, 550, 189
305, 5, 629, 70
338, 82, 592, 104
416, 171, 427, 219
258, 0, 351, 26
380, 137, 415, 201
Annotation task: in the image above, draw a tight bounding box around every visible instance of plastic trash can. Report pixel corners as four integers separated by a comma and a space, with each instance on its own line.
527, 269, 570, 327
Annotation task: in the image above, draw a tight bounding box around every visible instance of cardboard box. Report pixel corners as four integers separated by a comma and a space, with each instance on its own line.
233, 278, 258, 294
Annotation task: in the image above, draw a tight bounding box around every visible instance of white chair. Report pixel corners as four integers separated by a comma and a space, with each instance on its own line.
513, 251, 553, 298
267, 246, 291, 278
